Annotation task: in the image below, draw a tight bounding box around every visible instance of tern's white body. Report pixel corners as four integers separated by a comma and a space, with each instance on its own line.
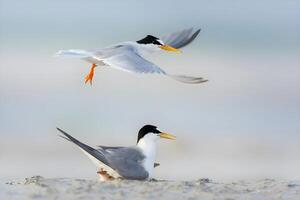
137, 134, 158, 178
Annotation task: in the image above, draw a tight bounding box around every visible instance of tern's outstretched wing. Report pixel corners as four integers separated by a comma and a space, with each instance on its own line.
102, 46, 167, 75
161, 28, 201, 49
102, 46, 207, 84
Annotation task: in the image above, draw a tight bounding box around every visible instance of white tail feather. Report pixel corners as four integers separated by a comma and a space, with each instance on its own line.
55, 49, 92, 58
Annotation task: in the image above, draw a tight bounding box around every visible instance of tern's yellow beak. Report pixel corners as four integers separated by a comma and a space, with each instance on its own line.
159, 132, 176, 140
159, 45, 181, 53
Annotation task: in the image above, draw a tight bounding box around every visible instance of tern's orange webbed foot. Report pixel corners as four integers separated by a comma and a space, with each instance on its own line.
97, 169, 114, 181
84, 63, 97, 85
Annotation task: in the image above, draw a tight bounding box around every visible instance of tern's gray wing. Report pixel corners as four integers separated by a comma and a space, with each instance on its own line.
99, 46, 207, 84
161, 28, 201, 49
98, 146, 123, 150
58, 128, 148, 180
101, 45, 167, 75
98, 145, 160, 168
101, 147, 149, 180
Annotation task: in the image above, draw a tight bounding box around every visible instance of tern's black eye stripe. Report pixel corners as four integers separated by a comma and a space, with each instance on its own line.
153, 129, 160, 134
153, 40, 162, 45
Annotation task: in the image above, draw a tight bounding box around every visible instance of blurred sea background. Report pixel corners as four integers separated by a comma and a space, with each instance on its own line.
0, 0, 299, 181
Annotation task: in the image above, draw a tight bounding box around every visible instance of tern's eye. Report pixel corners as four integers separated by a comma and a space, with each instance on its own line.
153, 129, 160, 134
152, 40, 161, 45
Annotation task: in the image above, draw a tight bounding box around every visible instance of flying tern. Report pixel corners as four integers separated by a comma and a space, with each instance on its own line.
56, 28, 207, 84
57, 125, 176, 181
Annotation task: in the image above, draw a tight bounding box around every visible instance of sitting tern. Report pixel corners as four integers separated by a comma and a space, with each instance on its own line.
57, 125, 176, 181
56, 28, 207, 84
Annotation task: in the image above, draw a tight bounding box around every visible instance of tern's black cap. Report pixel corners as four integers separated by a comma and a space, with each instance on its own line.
137, 35, 162, 45
137, 125, 161, 143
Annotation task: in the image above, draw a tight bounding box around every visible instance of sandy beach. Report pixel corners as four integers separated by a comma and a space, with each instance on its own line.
1, 176, 300, 200
1, 1, 299, 200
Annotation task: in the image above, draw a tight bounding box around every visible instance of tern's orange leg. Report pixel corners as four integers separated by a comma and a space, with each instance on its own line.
97, 169, 114, 181
84, 63, 97, 85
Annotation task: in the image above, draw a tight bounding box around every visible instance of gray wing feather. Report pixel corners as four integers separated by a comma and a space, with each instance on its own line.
98, 146, 124, 150
167, 28, 193, 48
99, 146, 159, 168
103, 48, 207, 84
167, 74, 208, 84
103, 147, 149, 180
103, 46, 166, 75
57, 128, 110, 166
161, 28, 201, 49
57, 128, 148, 179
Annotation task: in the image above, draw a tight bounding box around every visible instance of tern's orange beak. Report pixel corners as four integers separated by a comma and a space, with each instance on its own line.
159, 45, 181, 53
159, 132, 176, 140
